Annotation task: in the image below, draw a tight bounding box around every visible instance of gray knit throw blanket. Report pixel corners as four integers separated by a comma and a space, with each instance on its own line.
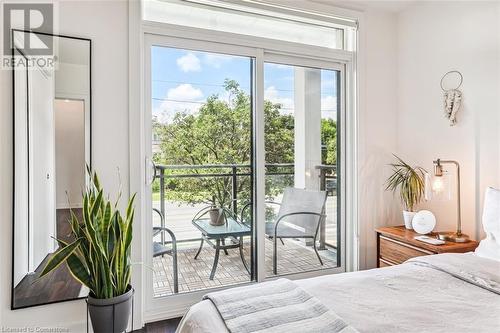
203, 278, 358, 333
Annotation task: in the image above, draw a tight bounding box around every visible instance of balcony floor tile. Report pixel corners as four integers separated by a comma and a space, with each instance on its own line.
153, 238, 337, 297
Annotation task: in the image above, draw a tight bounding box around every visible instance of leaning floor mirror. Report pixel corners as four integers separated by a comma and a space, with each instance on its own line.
12, 30, 91, 309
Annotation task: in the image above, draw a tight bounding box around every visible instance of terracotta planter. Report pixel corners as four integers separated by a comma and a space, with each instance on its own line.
87, 286, 133, 333
209, 208, 226, 226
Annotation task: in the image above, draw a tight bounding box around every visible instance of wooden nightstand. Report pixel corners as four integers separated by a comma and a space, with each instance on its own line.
376, 226, 479, 267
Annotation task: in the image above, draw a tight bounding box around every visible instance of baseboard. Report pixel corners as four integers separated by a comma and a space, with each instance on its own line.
143, 304, 191, 323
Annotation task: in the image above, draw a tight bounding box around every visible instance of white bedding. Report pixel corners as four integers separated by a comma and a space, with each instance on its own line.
177, 253, 500, 333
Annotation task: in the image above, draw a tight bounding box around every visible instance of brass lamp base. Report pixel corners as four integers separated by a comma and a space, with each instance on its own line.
437, 232, 470, 243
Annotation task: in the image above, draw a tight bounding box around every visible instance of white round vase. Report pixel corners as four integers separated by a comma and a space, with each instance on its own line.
402, 210, 416, 229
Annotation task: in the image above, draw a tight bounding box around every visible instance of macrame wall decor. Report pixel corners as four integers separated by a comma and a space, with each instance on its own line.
440, 70, 463, 126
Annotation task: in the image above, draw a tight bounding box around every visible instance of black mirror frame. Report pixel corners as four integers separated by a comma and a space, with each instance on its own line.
10, 29, 92, 310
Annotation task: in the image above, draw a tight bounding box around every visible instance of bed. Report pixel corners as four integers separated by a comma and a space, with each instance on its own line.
177, 188, 500, 333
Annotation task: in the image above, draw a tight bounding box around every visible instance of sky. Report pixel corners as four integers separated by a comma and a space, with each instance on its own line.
151, 46, 338, 124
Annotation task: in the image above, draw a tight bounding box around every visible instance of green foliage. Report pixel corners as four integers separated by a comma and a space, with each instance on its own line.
321, 118, 337, 165
385, 155, 426, 212
154, 80, 253, 208
39, 167, 136, 299
263, 98, 295, 199
153, 79, 337, 208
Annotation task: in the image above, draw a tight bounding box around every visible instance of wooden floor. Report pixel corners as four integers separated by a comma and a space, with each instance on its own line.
134, 318, 182, 333
13, 209, 85, 308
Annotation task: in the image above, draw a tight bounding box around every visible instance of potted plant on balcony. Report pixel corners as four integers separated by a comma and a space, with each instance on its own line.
39, 168, 136, 333
386, 155, 426, 229
208, 196, 226, 226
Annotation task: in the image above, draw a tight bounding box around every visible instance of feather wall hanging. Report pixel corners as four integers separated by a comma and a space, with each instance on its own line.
440, 70, 463, 126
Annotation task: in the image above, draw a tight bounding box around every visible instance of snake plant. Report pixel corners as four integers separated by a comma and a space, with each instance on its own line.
39, 168, 136, 299
385, 155, 426, 212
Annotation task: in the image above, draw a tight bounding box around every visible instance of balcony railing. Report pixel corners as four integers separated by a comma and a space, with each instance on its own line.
153, 163, 337, 248
155, 163, 295, 220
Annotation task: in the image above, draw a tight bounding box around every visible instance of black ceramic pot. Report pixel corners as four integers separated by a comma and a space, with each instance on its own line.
87, 286, 133, 333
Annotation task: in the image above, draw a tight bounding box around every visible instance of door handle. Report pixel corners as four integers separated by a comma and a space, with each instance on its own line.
145, 157, 157, 185
151, 159, 157, 185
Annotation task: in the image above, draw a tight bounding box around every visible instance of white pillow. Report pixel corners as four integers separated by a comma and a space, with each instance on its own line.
475, 187, 500, 261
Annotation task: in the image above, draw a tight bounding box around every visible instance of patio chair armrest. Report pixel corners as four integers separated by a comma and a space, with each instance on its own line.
153, 227, 177, 244
239, 200, 280, 216
152, 207, 164, 224
192, 205, 238, 223
191, 205, 214, 222
152, 207, 162, 214
239, 202, 253, 225
240, 201, 281, 216
240, 201, 252, 213
220, 206, 238, 220
274, 212, 326, 237
239, 201, 282, 227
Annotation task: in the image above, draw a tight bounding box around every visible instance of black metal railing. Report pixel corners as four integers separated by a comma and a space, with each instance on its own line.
154, 163, 295, 223
154, 163, 337, 248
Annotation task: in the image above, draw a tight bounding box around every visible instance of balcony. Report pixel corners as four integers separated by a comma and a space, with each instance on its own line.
152, 163, 338, 297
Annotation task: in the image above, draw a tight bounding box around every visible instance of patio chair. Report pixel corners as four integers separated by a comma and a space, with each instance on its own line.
265, 188, 327, 275
240, 201, 284, 245
152, 208, 178, 294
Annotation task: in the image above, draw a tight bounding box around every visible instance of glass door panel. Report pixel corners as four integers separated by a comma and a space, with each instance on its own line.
150, 46, 255, 296
263, 62, 341, 277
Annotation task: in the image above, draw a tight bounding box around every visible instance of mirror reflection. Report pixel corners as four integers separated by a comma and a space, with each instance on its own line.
12, 31, 91, 309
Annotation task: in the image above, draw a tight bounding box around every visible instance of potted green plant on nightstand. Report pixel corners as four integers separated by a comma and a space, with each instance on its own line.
39, 168, 136, 333
386, 155, 426, 229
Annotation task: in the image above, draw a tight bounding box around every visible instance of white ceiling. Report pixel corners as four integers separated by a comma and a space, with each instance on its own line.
311, 0, 416, 13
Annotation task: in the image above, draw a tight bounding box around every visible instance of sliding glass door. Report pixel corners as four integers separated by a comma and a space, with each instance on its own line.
143, 35, 346, 309
263, 59, 343, 278
148, 45, 255, 297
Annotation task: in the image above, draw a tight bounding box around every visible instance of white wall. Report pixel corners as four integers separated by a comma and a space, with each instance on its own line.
0, 0, 129, 330
55, 99, 85, 208
56, 63, 90, 98
54, 58, 90, 209
396, 2, 500, 240
357, 9, 399, 269
13, 60, 29, 287
29, 65, 57, 271
55, 60, 91, 181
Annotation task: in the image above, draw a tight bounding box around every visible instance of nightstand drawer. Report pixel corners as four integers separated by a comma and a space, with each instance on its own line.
376, 226, 479, 268
378, 258, 395, 267
379, 236, 434, 264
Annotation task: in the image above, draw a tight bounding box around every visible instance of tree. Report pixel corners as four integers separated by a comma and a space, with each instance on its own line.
321, 118, 337, 165
153, 79, 336, 209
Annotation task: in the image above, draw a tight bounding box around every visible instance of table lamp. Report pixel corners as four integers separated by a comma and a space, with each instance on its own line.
430, 159, 469, 242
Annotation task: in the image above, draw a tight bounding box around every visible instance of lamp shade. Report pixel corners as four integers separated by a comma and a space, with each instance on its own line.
426, 172, 452, 201
429, 158, 469, 242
